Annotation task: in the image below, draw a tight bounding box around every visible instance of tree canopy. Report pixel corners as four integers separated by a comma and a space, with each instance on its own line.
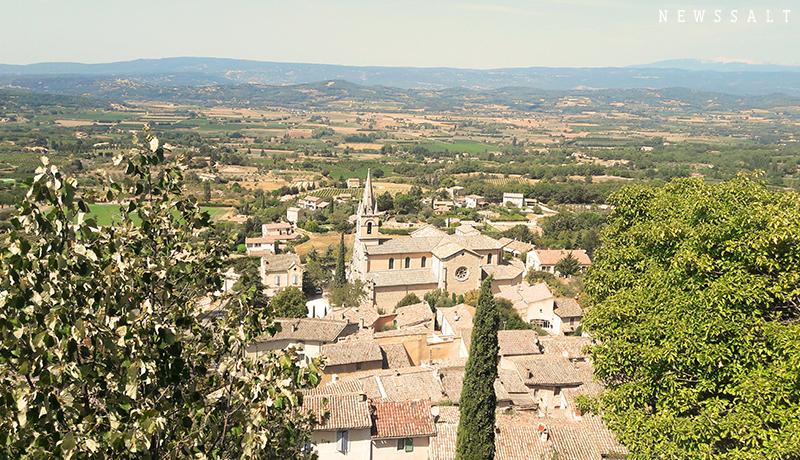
456, 277, 499, 460
0, 135, 322, 459
270, 287, 308, 318
582, 175, 800, 459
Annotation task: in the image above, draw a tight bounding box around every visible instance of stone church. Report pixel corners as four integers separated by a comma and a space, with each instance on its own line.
349, 170, 523, 308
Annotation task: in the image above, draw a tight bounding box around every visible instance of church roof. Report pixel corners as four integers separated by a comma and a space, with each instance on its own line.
364, 236, 445, 255
366, 269, 439, 287
410, 224, 448, 238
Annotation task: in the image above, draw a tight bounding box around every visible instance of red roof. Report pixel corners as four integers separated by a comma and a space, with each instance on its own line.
371, 399, 437, 439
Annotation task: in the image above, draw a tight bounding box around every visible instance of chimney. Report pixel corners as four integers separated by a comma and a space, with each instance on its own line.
539, 425, 549, 442
332, 374, 339, 383
358, 392, 367, 402
359, 317, 365, 329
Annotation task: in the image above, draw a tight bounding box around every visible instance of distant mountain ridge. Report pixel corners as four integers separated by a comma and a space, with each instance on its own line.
630, 59, 800, 73
1, 57, 800, 96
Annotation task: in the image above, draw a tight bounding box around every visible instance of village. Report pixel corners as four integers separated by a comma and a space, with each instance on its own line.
231, 170, 624, 459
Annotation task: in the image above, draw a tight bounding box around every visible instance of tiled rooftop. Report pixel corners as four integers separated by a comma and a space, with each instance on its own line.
257, 317, 348, 343
371, 399, 437, 439
260, 253, 302, 272
497, 282, 554, 309
380, 342, 413, 369
481, 263, 524, 280
325, 304, 380, 327
509, 356, 584, 387
394, 301, 434, 329
365, 268, 439, 287
439, 304, 475, 335
534, 249, 592, 266
498, 330, 544, 357
538, 336, 592, 360
301, 393, 372, 430
321, 339, 383, 366
553, 298, 583, 318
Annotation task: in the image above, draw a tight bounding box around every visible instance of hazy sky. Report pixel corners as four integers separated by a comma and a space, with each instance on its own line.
1, 0, 797, 68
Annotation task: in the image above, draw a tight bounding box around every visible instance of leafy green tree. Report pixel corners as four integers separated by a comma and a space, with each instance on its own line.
456, 277, 499, 460
393, 194, 418, 214
270, 287, 308, 318
554, 251, 581, 277
330, 280, 367, 309
376, 191, 394, 212
0, 136, 321, 459
203, 180, 211, 202
395, 293, 421, 310
582, 175, 800, 459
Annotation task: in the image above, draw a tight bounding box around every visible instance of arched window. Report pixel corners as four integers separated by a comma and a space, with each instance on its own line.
405, 257, 411, 269
421, 256, 427, 268
487, 253, 493, 264
389, 258, 394, 269
366, 221, 373, 235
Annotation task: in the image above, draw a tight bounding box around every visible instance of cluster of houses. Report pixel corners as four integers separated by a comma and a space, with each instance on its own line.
237, 172, 624, 459
245, 306, 624, 459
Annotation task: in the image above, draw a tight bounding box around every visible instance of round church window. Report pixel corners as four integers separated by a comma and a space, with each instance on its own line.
455, 266, 469, 281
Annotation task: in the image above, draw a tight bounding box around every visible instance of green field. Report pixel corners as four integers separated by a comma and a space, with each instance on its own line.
85, 204, 231, 226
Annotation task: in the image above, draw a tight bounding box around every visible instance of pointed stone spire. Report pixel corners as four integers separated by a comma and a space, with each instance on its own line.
360, 168, 376, 215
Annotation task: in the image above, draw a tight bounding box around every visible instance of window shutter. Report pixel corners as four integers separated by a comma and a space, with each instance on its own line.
336, 430, 348, 452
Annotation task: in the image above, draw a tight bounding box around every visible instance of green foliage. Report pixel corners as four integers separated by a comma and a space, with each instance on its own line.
395, 293, 421, 310
0, 136, 321, 459
330, 280, 367, 309
456, 277, 499, 460
334, 233, 346, 289
554, 251, 581, 277
582, 175, 800, 459
494, 298, 533, 330
270, 287, 308, 318
525, 270, 573, 297
424, 288, 456, 310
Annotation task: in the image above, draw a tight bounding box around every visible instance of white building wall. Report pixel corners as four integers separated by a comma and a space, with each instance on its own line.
372, 437, 430, 460
311, 428, 372, 460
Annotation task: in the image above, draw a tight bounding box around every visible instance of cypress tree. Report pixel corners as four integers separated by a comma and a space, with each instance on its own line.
334, 233, 346, 289
456, 276, 499, 460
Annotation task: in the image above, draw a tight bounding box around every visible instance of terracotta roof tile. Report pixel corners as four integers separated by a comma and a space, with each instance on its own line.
499, 330, 544, 357
365, 236, 445, 255
260, 253, 302, 272
380, 343, 413, 369
350, 367, 447, 403
509, 356, 584, 387
538, 336, 592, 360
371, 399, 437, 439
497, 282, 553, 308
321, 339, 383, 366
257, 317, 348, 343
439, 304, 475, 335
430, 422, 457, 460
366, 269, 440, 287
394, 301, 434, 329
302, 379, 365, 397
325, 305, 380, 328
410, 225, 449, 238
301, 393, 372, 430
553, 298, 583, 318
481, 263, 524, 280
373, 326, 429, 339
534, 249, 592, 266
